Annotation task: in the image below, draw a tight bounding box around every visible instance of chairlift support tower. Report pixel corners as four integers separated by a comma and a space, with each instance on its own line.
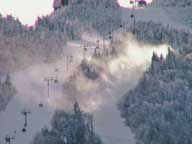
130, 0, 136, 26
44, 76, 58, 98
66, 55, 73, 72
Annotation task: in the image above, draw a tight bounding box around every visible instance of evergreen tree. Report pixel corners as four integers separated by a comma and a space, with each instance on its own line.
119, 49, 192, 144
4, 73, 12, 86
32, 102, 102, 144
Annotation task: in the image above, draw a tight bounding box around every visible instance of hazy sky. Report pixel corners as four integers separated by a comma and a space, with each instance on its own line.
118, 0, 153, 8
0, 0, 53, 25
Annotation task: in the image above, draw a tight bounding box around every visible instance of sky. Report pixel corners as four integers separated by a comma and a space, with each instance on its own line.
118, 0, 153, 8
0, 0, 53, 25
0, 0, 153, 26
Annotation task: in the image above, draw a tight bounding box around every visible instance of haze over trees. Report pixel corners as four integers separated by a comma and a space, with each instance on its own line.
119, 45, 192, 144
151, 0, 192, 7
0, 14, 64, 73
36, 0, 121, 36
118, 16, 192, 143
0, 73, 16, 112
129, 21, 192, 55
0, 0, 122, 73
1, 0, 192, 143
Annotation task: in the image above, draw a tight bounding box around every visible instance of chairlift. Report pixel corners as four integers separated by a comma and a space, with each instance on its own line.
130, 14, 134, 18
22, 128, 26, 132
54, 68, 59, 83
130, 14, 136, 26
54, 79, 59, 84
39, 103, 44, 108
21, 109, 31, 132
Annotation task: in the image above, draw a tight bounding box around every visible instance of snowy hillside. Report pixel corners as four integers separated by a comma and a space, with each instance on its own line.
0, 0, 192, 144
0, 15, 63, 73
151, 0, 192, 7
36, 0, 121, 35
119, 45, 192, 144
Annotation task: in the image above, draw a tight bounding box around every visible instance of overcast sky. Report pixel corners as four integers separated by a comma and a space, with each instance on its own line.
0, 0, 53, 25
118, 0, 153, 8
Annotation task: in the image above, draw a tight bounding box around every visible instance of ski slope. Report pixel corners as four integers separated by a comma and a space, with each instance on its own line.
0, 29, 170, 144
0, 33, 137, 144
1, 2, 191, 144
119, 2, 192, 32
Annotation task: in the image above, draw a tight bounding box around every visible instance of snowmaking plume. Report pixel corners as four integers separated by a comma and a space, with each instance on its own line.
46, 30, 170, 112
11, 30, 170, 112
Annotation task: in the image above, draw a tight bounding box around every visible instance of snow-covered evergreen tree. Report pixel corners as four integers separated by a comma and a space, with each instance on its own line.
36, 0, 121, 36
0, 73, 16, 112
32, 102, 102, 144
128, 21, 192, 55
119, 49, 192, 144
151, 0, 192, 7
0, 14, 64, 72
